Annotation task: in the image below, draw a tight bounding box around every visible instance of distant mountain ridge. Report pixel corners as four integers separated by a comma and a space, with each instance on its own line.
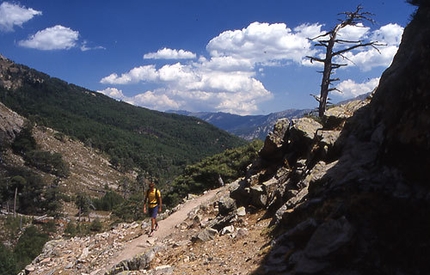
170, 92, 373, 141
169, 109, 311, 140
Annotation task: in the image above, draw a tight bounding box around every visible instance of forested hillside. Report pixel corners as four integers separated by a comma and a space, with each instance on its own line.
0, 55, 247, 183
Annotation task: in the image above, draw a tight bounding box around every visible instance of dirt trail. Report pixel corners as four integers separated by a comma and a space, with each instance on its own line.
103, 186, 227, 272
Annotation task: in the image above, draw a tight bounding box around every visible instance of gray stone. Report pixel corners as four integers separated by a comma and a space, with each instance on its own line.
193, 227, 218, 242
304, 216, 355, 259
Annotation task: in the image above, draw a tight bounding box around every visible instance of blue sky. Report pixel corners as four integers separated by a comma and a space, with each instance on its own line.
0, 1, 416, 115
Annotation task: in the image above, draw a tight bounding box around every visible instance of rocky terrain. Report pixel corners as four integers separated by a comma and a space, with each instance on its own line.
15, 94, 369, 275
19, 183, 271, 275
5, 2, 430, 275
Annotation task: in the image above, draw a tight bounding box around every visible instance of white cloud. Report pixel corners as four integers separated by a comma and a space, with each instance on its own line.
99, 61, 272, 115
333, 78, 379, 99
342, 46, 399, 71
18, 25, 79, 50
98, 87, 125, 98
143, 47, 196, 59
100, 21, 402, 115
98, 87, 181, 110
336, 23, 370, 41
80, 40, 105, 51
158, 63, 198, 84
309, 24, 403, 72
133, 90, 182, 110
339, 24, 404, 71
198, 56, 254, 72
0, 2, 42, 32
100, 65, 158, 84
207, 22, 323, 64
371, 23, 403, 46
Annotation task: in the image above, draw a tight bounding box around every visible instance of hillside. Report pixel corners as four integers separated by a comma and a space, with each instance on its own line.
0, 54, 247, 184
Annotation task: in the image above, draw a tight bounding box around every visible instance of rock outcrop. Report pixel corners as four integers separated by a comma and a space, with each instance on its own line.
226, 3, 430, 274
0, 101, 25, 145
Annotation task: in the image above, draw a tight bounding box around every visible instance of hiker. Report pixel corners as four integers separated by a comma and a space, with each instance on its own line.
143, 182, 162, 237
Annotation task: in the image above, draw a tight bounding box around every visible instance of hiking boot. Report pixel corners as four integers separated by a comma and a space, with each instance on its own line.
148, 230, 154, 237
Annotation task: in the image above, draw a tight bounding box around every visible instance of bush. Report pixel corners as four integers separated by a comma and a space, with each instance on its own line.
93, 191, 124, 211
25, 150, 70, 177
11, 123, 37, 155
0, 243, 17, 275
90, 218, 103, 232
64, 221, 77, 237
13, 226, 49, 272
164, 139, 263, 208
112, 194, 145, 222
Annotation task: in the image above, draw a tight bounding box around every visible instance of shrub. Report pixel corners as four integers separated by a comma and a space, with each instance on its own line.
0, 243, 17, 275
90, 218, 103, 232
64, 221, 77, 237
13, 226, 49, 272
93, 190, 124, 211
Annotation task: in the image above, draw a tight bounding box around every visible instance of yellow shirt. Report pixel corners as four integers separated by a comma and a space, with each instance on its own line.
147, 188, 161, 207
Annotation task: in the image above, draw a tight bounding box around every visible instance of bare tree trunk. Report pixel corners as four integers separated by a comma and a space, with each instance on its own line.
13, 187, 17, 217
307, 5, 380, 117
319, 32, 336, 117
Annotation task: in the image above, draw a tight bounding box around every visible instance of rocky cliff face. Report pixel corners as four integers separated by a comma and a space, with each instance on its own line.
370, 5, 430, 183
231, 4, 430, 274
0, 101, 24, 145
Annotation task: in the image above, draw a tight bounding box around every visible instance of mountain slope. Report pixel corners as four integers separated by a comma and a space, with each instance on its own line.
0, 55, 247, 183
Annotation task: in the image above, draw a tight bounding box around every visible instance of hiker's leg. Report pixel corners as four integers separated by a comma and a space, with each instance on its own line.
150, 206, 158, 231
151, 217, 156, 230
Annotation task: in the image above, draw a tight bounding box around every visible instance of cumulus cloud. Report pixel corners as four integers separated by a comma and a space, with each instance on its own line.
101, 65, 158, 84
333, 78, 380, 99
100, 21, 402, 115
308, 23, 403, 72
143, 48, 196, 59
371, 23, 403, 46
0, 2, 42, 32
342, 46, 399, 71
98, 87, 125, 98
99, 61, 272, 115
207, 22, 323, 64
336, 23, 370, 41
18, 25, 79, 50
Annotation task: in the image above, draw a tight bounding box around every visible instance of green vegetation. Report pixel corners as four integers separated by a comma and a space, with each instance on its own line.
0, 167, 45, 215
88, 139, 264, 221
1, 122, 66, 215
0, 243, 17, 275
0, 216, 50, 275
0, 62, 247, 184
93, 190, 125, 211
13, 226, 49, 271
64, 221, 77, 237
89, 218, 103, 232
11, 123, 70, 178
0, 58, 260, 272
164, 139, 264, 207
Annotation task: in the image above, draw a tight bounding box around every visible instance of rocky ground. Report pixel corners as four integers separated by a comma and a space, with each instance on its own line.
21, 185, 272, 275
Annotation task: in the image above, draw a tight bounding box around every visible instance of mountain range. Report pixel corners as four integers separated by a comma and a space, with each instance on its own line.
169, 109, 311, 140
170, 93, 371, 141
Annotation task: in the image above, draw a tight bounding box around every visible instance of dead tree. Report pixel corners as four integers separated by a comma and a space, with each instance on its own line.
307, 5, 383, 117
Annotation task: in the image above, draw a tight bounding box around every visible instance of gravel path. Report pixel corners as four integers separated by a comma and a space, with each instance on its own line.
103, 186, 227, 271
